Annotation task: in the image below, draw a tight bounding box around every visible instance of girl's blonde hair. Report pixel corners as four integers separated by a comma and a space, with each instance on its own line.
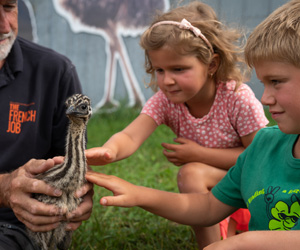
140, 1, 248, 91
245, 0, 300, 68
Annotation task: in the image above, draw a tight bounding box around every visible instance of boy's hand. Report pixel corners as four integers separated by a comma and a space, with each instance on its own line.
85, 171, 138, 207
85, 147, 116, 166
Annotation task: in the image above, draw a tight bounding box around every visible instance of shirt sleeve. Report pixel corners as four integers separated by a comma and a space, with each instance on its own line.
211, 128, 265, 208
141, 90, 169, 126
229, 84, 269, 137
212, 151, 248, 208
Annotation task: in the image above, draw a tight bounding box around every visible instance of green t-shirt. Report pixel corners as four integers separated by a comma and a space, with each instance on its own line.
212, 126, 300, 231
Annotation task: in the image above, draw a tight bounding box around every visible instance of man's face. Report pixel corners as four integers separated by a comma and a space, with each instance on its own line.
0, 0, 18, 62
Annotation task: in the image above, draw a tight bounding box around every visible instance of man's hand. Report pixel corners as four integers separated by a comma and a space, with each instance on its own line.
0, 158, 66, 232
65, 181, 94, 231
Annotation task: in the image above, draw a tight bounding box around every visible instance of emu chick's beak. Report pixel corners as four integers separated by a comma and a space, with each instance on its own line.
66, 106, 75, 115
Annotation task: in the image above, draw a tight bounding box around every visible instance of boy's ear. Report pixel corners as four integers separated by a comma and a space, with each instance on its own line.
209, 54, 220, 73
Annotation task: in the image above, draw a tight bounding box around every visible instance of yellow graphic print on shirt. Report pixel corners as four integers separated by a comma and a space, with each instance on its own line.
265, 186, 300, 230
269, 200, 300, 230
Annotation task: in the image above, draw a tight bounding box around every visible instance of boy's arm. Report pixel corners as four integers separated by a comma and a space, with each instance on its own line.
205, 230, 300, 250
86, 114, 157, 166
85, 171, 236, 226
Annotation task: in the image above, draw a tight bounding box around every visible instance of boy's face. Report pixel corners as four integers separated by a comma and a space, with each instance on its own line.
255, 60, 300, 134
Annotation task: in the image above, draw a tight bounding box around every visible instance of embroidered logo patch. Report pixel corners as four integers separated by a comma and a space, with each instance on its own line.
6, 102, 36, 134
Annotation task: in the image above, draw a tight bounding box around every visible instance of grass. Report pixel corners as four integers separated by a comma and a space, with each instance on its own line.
264, 110, 277, 127
70, 106, 275, 250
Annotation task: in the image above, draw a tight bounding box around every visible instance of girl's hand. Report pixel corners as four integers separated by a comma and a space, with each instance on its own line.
85, 171, 139, 207
162, 137, 201, 166
85, 147, 116, 166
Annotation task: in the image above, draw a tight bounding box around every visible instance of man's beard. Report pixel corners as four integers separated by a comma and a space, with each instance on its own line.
0, 31, 16, 61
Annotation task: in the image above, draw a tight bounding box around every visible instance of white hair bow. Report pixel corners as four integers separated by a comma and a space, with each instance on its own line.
151, 18, 213, 53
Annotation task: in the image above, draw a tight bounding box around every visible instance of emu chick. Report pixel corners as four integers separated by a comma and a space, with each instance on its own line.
27, 94, 92, 250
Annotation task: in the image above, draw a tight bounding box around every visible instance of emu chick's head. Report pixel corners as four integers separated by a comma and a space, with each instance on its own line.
65, 94, 92, 124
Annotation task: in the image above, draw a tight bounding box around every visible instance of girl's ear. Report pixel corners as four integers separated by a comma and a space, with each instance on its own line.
208, 54, 220, 74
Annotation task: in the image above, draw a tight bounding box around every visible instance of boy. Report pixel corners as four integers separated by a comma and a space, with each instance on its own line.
86, 0, 300, 248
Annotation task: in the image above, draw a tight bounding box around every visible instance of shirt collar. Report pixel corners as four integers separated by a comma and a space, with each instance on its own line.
6, 37, 23, 75
0, 37, 23, 88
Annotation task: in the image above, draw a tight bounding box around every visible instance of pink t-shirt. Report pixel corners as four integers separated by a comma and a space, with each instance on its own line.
141, 81, 269, 148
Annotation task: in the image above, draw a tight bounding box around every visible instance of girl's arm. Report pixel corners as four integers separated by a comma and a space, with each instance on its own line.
86, 114, 158, 165
85, 171, 236, 226
162, 130, 259, 170
204, 230, 300, 250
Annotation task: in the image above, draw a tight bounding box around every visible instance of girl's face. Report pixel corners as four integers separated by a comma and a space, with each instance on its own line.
255, 60, 300, 134
148, 47, 216, 106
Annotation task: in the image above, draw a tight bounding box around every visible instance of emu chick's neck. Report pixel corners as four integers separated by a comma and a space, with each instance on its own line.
63, 121, 87, 190
40, 120, 87, 192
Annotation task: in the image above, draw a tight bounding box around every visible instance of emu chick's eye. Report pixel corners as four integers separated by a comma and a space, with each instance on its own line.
80, 104, 87, 110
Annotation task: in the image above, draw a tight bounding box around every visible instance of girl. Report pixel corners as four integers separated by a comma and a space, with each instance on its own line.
86, 1, 268, 248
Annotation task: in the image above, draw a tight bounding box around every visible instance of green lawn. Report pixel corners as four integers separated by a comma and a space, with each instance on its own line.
70, 106, 274, 249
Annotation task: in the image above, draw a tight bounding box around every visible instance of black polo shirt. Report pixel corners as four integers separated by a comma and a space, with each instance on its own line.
0, 36, 82, 226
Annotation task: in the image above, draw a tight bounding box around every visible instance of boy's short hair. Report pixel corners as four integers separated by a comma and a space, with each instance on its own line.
245, 0, 300, 68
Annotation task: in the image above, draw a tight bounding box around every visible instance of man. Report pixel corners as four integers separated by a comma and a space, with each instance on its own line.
0, 1, 93, 249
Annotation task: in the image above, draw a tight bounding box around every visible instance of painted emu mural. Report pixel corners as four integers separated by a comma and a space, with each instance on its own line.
52, 0, 169, 111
